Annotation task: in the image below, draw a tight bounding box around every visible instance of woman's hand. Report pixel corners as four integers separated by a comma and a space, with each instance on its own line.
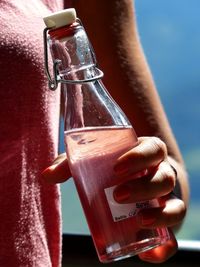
113, 136, 186, 263
42, 136, 187, 264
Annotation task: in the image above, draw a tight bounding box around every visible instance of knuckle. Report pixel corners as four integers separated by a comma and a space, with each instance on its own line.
175, 200, 187, 222
167, 165, 177, 187
137, 148, 149, 165
159, 166, 175, 193
137, 137, 168, 166
150, 137, 168, 159
165, 200, 186, 227
136, 144, 149, 165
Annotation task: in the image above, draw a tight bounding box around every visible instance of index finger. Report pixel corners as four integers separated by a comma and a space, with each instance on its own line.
114, 136, 168, 177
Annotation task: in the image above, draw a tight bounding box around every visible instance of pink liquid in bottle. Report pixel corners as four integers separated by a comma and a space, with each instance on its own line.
65, 126, 169, 263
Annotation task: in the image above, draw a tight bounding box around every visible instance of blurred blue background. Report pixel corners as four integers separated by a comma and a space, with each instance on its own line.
60, 0, 200, 240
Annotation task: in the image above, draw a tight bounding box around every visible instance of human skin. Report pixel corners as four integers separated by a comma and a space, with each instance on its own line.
42, 0, 189, 263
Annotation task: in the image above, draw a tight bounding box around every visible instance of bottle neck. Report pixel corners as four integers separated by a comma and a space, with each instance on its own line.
48, 21, 131, 131
48, 22, 97, 82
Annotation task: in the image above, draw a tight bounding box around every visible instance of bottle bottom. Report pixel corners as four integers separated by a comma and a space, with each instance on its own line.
99, 236, 169, 263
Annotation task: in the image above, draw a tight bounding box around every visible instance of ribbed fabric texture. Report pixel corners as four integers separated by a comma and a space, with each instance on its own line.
0, 1, 64, 266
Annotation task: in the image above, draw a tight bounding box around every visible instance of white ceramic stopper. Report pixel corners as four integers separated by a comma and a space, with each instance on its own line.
43, 8, 77, 29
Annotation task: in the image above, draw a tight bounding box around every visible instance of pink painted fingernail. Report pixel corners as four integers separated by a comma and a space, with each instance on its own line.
113, 185, 131, 203
139, 214, 156, 226
41, 164, 57, 176
114, 163, 128, 175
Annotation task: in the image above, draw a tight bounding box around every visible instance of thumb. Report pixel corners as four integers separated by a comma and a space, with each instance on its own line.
42, 153, 71, 184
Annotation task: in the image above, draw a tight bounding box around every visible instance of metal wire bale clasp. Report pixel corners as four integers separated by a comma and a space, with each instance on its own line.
43, 25, 104, 90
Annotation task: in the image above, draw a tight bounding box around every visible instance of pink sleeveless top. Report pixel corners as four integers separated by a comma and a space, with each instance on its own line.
0, 1, 65, 266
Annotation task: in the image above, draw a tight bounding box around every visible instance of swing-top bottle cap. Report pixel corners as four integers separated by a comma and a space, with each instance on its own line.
43, 8, 77, 29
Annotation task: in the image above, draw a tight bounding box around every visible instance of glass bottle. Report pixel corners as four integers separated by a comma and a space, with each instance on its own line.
43, 9, 169, 263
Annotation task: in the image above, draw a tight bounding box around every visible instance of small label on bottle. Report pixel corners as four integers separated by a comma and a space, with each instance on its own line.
104, 185, 158, 222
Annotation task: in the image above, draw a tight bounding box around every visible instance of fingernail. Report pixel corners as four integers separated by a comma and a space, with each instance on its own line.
139, 213, 156, 226
114, 162, 128, 175
113, 185, 131, 202
41, 165, 57, 177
